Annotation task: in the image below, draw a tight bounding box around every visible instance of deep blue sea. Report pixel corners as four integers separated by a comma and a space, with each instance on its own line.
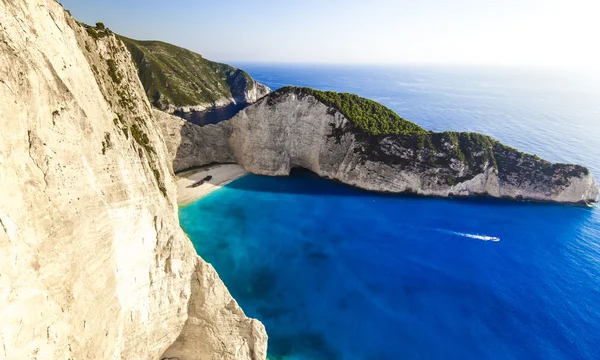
180, 65, 600, 360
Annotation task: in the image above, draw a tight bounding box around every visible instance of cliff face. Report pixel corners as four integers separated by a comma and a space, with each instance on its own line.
119, 36, 271, 113
161, 90, 599, 205
0, 1, 266, 359
156, 110, 236, 171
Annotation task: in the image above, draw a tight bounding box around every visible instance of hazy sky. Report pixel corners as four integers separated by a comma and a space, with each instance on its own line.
60, 0, 599, 68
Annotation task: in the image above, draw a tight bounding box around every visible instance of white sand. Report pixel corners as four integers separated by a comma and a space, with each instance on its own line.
176, 164, 248, 206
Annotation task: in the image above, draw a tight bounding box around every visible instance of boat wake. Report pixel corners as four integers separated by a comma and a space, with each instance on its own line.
435, 229, 500, 242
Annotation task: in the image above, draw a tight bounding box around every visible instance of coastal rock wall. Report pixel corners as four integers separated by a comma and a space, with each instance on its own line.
163, 91, 598, 204
155, 110, 236, 172
0, 0, 266, 359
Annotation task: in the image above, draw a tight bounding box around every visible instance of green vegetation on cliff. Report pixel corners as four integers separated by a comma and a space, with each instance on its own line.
118, 36, 257, 109
82, 22, 112, 40
271, 87, 496, 162
271, 86, 428, 136
269, 87, 589, 178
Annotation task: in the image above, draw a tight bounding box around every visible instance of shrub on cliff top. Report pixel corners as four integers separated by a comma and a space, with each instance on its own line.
83, 22, 111, 40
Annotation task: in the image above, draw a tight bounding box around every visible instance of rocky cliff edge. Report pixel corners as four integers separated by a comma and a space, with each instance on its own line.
0, 0, 266, 358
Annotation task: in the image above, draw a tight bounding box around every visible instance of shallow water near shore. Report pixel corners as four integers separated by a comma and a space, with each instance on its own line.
180, 65, 600, 359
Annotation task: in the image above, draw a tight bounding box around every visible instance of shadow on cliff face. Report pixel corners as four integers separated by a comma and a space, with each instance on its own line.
176, 103, 248, 126
222, 168, 577, 208
222, 168, 378, 197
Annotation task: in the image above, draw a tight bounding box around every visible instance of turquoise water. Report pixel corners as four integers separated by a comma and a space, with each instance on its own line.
180, 66, 600, 359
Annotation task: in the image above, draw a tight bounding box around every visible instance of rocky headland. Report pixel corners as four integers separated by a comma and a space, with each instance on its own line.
160, 87, 599, 205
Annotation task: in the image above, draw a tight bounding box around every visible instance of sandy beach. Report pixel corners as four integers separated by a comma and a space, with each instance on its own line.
176, 164, 248, 206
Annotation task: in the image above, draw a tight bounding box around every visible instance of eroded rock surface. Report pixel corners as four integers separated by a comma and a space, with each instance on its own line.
0, 0, 266, 358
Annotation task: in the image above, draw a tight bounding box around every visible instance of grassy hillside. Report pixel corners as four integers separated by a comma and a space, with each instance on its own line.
119, 36, 257, 109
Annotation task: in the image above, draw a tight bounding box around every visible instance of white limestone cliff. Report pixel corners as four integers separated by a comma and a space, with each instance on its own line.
0, 0, 267, 358
159, 91, 599, 205
243, 81, 271, 105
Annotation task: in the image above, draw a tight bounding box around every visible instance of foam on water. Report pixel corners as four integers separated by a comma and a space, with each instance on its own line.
436, 229, 500, 242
